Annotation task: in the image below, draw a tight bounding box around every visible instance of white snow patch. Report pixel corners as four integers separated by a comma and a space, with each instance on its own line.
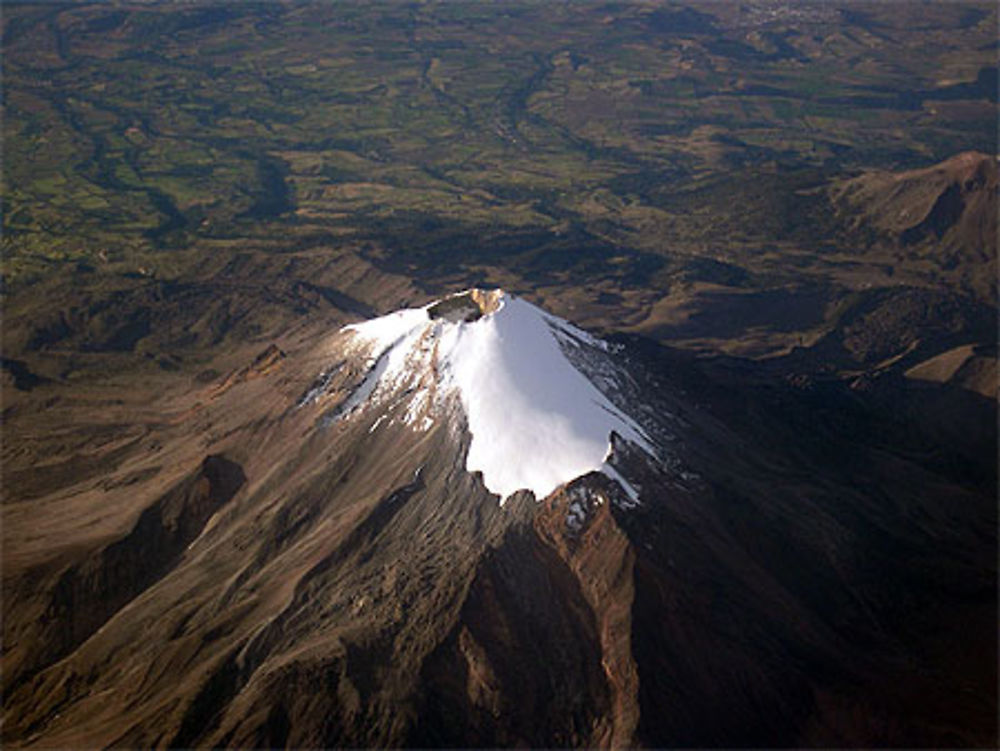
601, 462, 641, 508
341, 290, 652, 504
567, 501, 586, 532
344, 307, 429, 358
334, 350, 391, 418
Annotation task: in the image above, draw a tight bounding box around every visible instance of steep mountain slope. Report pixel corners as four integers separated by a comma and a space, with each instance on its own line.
2, 290, 995, 748
832, 152, 996, 256
333, 290, 652, 501
831, 151, 998, 301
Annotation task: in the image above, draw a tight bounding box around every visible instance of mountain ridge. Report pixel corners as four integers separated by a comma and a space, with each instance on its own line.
3, 291, 994, 747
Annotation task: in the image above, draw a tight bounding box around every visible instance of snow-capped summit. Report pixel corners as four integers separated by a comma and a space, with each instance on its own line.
335, 289, 653, 503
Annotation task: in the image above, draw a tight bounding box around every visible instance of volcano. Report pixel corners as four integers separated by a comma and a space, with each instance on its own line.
2, 290, 995, 748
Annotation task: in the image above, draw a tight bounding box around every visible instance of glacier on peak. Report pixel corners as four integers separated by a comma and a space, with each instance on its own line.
339, 289, 652, 504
